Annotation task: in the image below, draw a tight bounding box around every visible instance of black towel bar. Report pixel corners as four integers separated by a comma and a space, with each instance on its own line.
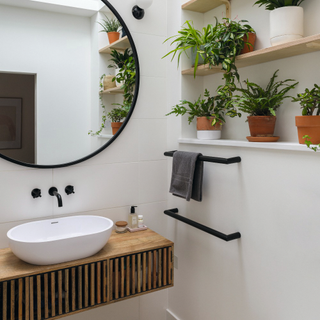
164, 151, 241, 164
164, 208, 241, 242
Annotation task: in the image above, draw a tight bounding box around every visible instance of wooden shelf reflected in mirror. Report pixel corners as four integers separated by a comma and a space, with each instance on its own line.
100, 87, 124, 95
99, 36, 130, 54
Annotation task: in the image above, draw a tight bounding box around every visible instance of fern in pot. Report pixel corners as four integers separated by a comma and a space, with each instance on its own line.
229, 69, 298, 142
253, 0, 305, 46
166, 88, 240, 140
292, 84, 320, 145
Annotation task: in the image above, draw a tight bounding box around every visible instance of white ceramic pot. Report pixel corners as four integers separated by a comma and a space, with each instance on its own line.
270, 6, 304, 46
197, 130, 221, 140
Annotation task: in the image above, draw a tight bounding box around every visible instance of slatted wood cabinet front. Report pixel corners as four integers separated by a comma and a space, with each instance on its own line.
0, 229, 174, 320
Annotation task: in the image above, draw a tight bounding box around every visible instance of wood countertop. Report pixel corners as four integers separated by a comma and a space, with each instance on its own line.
0, 229, 173, 282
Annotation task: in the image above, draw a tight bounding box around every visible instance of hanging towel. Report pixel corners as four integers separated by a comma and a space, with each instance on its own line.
169, 151, 203, 202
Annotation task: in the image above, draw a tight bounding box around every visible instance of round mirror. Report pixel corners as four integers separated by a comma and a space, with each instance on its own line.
0, 0, 139, 168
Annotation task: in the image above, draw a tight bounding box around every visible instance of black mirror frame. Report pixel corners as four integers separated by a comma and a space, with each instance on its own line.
0, 0, 139, 169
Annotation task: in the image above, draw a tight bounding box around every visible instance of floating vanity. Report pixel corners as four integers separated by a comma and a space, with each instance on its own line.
0, 229, 174, 320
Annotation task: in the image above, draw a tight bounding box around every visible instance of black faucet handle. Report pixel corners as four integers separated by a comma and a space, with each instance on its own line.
65, 185, 75, 195
31, 188, 41, 198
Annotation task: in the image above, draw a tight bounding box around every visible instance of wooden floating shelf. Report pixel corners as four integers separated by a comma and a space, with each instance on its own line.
100, 87, 124, 95
182, 33, 320, 76
99, 36, 130, 54
182, 0, 230, 16
0, 229, 173, 320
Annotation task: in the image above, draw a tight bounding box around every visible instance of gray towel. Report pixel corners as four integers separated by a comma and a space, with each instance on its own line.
169, 151, 203, 202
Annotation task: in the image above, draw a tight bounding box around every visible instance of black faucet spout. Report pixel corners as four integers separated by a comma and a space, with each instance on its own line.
49, 187, 63, 207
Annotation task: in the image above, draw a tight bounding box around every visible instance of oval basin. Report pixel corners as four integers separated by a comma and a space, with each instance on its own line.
7, 215, 114, 265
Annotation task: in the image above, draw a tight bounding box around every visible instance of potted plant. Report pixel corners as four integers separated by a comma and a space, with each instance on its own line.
108, 48, 133, 87
98, 15, 121, 44
162, 18, 255, 83
107, 103, 130, 135
229, 69, 298, 141
204, 18, 256, 83
166, 88, 239, 140
162, 20, 214, 77
253, 0, 305, 46
292, 84, 320, 144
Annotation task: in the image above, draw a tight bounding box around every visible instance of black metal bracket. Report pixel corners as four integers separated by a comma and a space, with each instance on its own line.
164, 208, 241, 242
164, 151, 241, 165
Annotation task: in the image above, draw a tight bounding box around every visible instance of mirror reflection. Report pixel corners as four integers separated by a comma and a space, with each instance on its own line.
0, 0, 137, 167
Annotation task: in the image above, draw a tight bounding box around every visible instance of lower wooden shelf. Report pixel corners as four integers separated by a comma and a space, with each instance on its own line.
0, 229, 174, 320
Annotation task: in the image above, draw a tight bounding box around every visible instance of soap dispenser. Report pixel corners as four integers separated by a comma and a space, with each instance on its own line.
128, 206, 138, 228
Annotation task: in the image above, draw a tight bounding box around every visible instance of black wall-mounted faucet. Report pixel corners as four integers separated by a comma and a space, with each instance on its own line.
49, 187, 63, 207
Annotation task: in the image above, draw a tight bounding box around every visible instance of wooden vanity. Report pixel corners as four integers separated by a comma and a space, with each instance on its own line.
0, 229, 174, 320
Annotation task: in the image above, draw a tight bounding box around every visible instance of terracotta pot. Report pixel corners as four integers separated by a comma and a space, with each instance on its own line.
196, 117, 222, 140
108, 31, 120, 44
111, 122, 123, 135
247, 116, 276, 137
295, 116, 320, 144
240, 32, 256, 54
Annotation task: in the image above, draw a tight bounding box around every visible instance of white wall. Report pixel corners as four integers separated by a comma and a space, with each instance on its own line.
166, 1, 320, 320
0, 1, 169, 320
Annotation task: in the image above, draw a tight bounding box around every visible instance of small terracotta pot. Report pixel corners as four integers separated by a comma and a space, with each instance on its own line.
241, 33, 256, 54
111, 122, 123, 135
197, 117, 222, 140
108, 32, 120, 44
247, 116, 276, 137
197, 117, 221, 131
295, 115, 320, 144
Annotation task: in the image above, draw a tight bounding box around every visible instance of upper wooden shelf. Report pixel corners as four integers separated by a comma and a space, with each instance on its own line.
182, 0, 230, 15
99, 36, 130, 54
100, 87, 124, 95
182, 33, 320, 76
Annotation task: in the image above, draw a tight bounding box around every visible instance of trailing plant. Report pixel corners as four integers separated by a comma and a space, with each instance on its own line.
98, 15, 121, 33
204, 18, 255, 84
108, 48, 133, 69
88, 56, 136, 136
166, 88, 240, 125
253, 0, 305, 10
162, 20, 215, 77
113, 56, 136, 106
292, 84, 320, 115
229, 70, 298, 116
88, 74, 109, 136
162, 18, 255, 84
304, 135, 320, 152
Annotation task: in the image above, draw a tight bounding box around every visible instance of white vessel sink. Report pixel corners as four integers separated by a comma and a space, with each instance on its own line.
7, 215, 114, 265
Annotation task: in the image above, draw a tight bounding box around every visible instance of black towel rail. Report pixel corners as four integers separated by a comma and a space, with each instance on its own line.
164, 151, 241, 164
164, 208, 241, 242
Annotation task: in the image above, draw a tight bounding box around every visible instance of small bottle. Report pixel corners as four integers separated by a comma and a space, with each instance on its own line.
138, 215, 144, 228
128, 206, 138, 228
